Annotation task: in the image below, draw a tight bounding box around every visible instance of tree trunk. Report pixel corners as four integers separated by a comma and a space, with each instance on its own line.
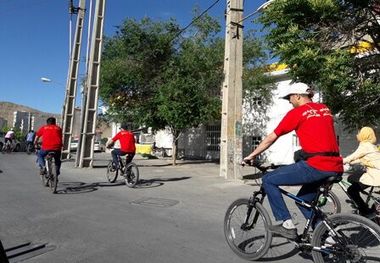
172, 140, 177, 166
171, 130, 179, 166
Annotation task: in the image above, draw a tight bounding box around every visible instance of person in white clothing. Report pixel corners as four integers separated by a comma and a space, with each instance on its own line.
4, 128, 15, 145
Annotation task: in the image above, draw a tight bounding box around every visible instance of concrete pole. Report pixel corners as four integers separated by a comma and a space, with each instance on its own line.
220, 0, 244, 179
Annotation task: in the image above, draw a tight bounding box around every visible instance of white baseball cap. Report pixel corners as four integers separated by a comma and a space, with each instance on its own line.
281, 82, 313, 100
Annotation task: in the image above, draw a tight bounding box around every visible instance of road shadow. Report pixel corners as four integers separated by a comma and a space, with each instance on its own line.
242, 171, 264, 180
136, 176, 191, 189
57, 179, 146, 193
56, 182, 98, 194
258, 237, 306, 262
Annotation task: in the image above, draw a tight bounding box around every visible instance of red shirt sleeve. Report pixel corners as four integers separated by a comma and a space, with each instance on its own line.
112, 132, 120, 142
273, 108, 301, 136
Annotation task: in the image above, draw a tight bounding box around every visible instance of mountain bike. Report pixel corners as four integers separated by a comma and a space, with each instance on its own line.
224, 161, 380, 262
40, 152, 58, 194
105, 153, 139, 188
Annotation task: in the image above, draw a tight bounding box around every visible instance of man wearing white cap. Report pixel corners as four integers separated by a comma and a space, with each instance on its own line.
243, 82, 343, 239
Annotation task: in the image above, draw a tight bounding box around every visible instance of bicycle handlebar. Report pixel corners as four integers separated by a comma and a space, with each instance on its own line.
242, 159, 284, 173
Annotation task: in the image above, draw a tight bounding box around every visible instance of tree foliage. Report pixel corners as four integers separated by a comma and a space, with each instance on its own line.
100, 13, 271, 163
259, 0, 380, 129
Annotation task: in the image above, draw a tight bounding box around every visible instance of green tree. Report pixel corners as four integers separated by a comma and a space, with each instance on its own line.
100, 18, 179, 128
259, 0, 380, 129
100, 13, 272, 164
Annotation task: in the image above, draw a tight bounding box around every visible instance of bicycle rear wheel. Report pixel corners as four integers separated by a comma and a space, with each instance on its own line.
318, 191, 341, 216
124, 162, 139, 188
105, 160, 119, 183
5, 143, 11, 153
312, 213, 380, 263
26, 144, 33, 154
40, 168, 47, 187
224, 198, 272, 261
48, 160, 58, 194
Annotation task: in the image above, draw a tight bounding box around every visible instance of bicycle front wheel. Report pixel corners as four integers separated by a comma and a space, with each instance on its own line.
105, 160, 118, 183
224, 199, 272, 261
312, 213, 380, 263
124, 162, 139, 188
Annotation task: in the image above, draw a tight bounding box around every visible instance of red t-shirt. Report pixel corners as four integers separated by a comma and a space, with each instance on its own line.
112, 130, 136, 153
274, 102, 343, 172
36, 124, 63, 151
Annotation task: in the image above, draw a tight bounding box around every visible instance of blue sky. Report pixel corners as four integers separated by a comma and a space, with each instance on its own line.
0, 0, 268, 114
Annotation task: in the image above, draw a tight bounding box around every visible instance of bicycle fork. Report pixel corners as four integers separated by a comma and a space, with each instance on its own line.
242, 190, 266, 231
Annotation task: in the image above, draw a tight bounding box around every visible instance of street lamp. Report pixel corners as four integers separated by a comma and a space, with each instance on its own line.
40, 77, 52, 83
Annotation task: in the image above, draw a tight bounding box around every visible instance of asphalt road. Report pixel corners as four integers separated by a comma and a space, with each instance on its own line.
0, 152, 352, 263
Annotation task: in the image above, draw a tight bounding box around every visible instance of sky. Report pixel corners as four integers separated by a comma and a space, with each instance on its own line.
0, 0, 268, 114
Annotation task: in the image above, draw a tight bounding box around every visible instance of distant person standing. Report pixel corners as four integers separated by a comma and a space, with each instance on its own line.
106, 124, 136, 169
34, 117, 63, 176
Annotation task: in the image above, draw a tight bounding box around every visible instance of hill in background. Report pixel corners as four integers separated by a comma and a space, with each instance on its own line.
0, 101, 61, 130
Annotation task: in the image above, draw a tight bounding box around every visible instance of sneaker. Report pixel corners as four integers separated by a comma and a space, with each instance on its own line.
268, 224, 298, 240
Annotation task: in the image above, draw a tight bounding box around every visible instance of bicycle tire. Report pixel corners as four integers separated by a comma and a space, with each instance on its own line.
124, 162, 139, 188
319, 191, 341, 216
5, 142, 11, 153
224, 198, 272, 261
40, 168, 47, 187
312, 213, 380, 263
48, 159, 58, 194
105, 160, 118, 183
26, 144, 33, 154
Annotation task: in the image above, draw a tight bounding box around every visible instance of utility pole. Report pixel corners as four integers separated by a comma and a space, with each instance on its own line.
220, 0, 244, 179
62, 0, 86, 159
78, 0, 106, 167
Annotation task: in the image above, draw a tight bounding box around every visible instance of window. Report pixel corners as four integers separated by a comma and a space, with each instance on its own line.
206, 124, 221, 151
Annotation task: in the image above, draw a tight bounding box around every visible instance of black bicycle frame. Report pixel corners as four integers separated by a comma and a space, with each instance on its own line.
245, 183, 340, 251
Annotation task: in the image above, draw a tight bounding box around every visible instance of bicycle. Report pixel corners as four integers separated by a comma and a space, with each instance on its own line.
326, 165, 380, 221
40, 152, 58, 194
224, 161, 380, 262
2, 140, 12, 154
105, 154, 139, 188
26, 142, 34, 154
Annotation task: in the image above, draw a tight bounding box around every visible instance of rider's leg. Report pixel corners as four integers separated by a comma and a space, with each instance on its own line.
125, 153, 135, 165
347, 181, 372, 215
263, 161, 338, 222
53, 151, 62, 176
37, 150, 48, 173
111, 149, 121, 168
296, 169, 340, 221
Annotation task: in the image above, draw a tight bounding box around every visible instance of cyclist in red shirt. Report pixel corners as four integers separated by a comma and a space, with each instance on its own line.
243, 82, 343, 240
34, 117, 63, 176
106, 124, 136, 169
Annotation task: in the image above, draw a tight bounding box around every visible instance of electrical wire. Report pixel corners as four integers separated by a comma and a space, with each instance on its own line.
169, 0, 222, 43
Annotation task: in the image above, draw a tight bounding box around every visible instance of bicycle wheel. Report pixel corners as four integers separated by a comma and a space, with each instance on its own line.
5, 143, 11, 153
48, 160, 58, 194
40, 168, 47, 187
312, 213, 380, 263
105, 160, 118, 183
224, 199, 272, 260
318, 191, 341, 216
26, 144, 33, 154
124, 162, 139, 188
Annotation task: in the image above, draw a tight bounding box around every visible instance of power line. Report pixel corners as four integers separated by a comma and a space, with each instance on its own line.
170, 0, 222, 43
